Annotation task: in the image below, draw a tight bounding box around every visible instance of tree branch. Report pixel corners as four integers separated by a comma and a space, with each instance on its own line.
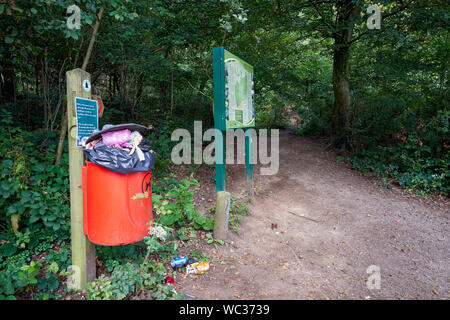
81, 6, 105, 70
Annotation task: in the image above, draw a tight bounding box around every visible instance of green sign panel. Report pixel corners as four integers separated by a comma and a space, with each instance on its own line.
224, 50, 255, 129
213, 47, 255, 131
213, 47, 254, 194
75, 97, 98, 147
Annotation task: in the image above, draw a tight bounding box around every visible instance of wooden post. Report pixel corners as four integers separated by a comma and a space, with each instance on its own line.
213, 191, 231, 240
66, 68, 96, 290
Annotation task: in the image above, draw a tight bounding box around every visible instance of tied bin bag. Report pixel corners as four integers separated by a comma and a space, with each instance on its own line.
81, 123, 154, 245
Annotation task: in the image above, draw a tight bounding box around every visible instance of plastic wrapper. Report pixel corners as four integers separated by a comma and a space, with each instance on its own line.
102, 129, 132, 147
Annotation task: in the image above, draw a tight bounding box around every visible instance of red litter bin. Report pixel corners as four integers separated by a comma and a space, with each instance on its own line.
82, 161, 153, 246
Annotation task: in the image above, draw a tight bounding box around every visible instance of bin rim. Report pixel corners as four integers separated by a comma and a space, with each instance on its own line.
85, 123, 152, 144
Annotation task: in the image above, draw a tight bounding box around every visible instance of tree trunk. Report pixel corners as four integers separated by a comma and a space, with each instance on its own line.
0, 50, 16, 103
120, 47, 126, 104
159, 48, 170, 110
112, 73, 117, 95
131, 73, 144, 117
160, 81, 167, 110
55, 100, 68, 165
41, 48, 50, 130
109, 74, 112, 97
331, 1, 360, 147
0, 66, 16, 103
170, 70, 174, 115
332, 43, 350, 141
35, 57, 40, 95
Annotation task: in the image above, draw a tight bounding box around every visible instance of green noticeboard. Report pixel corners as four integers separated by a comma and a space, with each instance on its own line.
213, 47, 255, 130
75, 97, 98, 147
213, 47, 254, 195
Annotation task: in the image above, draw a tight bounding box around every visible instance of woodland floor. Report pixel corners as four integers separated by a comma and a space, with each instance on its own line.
175, 130, 449, 300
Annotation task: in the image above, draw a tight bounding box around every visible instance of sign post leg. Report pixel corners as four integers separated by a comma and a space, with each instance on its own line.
245, 128, 254, 196
66, 68, 96, 290
215, 130, 226, 192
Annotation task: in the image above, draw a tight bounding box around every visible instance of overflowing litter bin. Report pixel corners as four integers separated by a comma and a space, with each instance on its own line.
81, 123, 155, 246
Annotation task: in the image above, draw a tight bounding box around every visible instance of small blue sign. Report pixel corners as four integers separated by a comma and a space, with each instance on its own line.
75, 97, 98, 147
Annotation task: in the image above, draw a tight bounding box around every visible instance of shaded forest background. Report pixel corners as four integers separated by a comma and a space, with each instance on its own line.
0, 0, 448, 236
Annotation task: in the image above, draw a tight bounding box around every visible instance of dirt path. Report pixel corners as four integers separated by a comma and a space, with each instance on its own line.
177, 130, 449, 300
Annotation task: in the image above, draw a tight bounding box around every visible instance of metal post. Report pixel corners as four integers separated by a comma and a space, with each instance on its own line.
245, 128, 254, 196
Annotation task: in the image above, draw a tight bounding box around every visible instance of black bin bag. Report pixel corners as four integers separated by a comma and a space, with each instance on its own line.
83, 141, 155, 174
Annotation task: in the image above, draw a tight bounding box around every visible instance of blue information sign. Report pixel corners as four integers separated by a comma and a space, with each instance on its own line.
75, 97, 98, 147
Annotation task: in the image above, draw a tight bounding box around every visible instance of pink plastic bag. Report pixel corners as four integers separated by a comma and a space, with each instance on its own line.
101, 129, 131, 148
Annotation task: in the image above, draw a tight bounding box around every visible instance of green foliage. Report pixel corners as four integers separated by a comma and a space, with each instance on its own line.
0, 113, 70, 234
0, 260, 41, 300
87, 229, 182, 300
152, 176, 213, 230
0, 258, 46, 300
340, 109, 449, 196
96, 243, 146, 263
144, 223, 176, 259
140, 260, 184, 300
188, 249, 209, 262
139, 259, 166, 290
85, 275, 115, 300
86, 262, 142, 300
146, 120, 180, 175
151, 283, 184, 300
0, 231, 71, 300
0, 115, 72, 300
205, 233, 224, 249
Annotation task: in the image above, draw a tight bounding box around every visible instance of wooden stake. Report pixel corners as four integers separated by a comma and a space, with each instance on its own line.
66, 68, 96, 290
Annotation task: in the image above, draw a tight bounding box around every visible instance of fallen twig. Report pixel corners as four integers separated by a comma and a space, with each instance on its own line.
287, 210, 322, 223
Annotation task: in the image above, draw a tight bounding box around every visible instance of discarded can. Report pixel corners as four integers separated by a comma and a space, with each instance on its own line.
171, 256, 188, 269
186, 261, 210, 275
